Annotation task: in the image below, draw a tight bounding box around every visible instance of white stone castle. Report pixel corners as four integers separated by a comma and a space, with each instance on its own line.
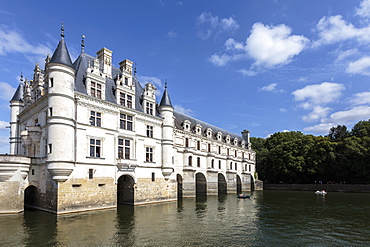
0, 29, 260, 214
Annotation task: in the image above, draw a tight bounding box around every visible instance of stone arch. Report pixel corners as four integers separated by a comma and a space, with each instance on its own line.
195, 172, 207, 196
218, 173, 227, 194
177, 174, 183, 199
117, 175, 135, 205
236, 174, 242, 194
24, 185, 39, 210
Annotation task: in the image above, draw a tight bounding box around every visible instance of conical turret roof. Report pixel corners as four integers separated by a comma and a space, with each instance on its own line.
50, 38, 73, 68
10, 83, 23, 102
159, 87, 173, 107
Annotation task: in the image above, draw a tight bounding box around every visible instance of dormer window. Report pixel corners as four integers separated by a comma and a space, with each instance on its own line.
182, 120, 191, 131
216, 132, 222, 142
91, 82, 102, 99
205, 128, 213, 138
225, 135, 231, 144
146, 102, 154, 115
194, 124, 202, 135
233, 138, 238, 146
120, 92, 133, 108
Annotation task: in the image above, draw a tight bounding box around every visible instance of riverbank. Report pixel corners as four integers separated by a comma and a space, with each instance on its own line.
264, 184, 370, 193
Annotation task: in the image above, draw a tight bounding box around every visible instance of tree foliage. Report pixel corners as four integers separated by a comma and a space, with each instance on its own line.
251, 120, 370, 184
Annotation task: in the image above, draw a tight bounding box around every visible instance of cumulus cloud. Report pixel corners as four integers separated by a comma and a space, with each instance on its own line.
325, 105, 370, 124
174, 104, 193, 116
356, 0, 370, 18
196, 12, 239, 40
209, 22, 308, 71
351, 92, 370, 105
0, 82, 16, 101
260, 83, 284, 93
313, 15, 370, 47
292, 82, 345, 122
246, 23, 309, 68
346, 56, 370, 75
0, 25, 52, 61
303, 123, 336, 134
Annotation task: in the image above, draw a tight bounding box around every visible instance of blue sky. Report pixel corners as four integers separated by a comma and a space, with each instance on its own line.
1, 0, 370, 153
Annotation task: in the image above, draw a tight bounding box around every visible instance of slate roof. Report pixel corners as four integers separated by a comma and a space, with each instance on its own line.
50, 39, 73, 68
10, 83, 23, 102
70, 49, 245, 143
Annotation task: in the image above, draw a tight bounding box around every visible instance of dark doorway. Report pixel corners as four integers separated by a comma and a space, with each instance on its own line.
177, 174, 183, 199
117, 175, 135, 205
24, 185, 38, 209
218, 173, 227, 194
236, 175, 242, 194
195, 173, 207, 196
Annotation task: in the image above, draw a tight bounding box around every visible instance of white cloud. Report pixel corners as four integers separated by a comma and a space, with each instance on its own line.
167, 31, 178, 38
351, 91, 370, 105
346, 56, 370, 75
196, 12, 239, 40
246, 23, 308, 68
0, 25, 52, 60
325, 105, 370, 124
301, 106, 332, 122
174, 104, 193, 116
0, 121, 8, 130
335, 48, 358, 62
279, 108, 287, 113
313, 15, 370, 47
209, 22, 308, 70
303, 123, 335, 134
0, 82, 16, 100
260, 83, 284, 93
356, 0, 370, 18
238, 69, 257, 76
137, 76, 163, 88
292, 82, 345, 122
292, 82, 345, 107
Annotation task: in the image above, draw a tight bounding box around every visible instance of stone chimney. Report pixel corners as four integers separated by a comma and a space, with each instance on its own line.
97, 47, 113, 78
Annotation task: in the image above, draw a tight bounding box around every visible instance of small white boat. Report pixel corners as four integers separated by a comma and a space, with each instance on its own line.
315, 190, 327, 195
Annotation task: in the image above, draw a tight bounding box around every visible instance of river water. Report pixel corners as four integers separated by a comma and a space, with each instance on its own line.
1, 190, 370, 246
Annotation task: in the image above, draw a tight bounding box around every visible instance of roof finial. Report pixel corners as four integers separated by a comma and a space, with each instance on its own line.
61, 22, 65, 39
81, 35, 85, 53
165, 79, 168, 89
20, 72, 23, 82
134, 63, 137, 76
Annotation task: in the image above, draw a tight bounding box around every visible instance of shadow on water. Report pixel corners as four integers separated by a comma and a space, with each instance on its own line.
114, 204, 136, 246
22, 209, 58, 247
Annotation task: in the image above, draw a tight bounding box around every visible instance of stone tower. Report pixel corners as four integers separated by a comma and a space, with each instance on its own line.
9, 82, 24, 154
44, 30, 76, 182
158, 84, 174, 179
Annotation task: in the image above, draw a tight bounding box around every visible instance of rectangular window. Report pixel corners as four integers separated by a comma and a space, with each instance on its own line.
118, 138, 130, 159
49, 107, 53, 116
89, 169, 93, 179
147, 125, 153, 138
197, 141, 201, 150
146, 102, 153, 115
90, 111, 101, 127
120, 93, 133, 108
120, 113, 133, 130
146, 147, 153, 162
90, 139, 101, 157
48, 144, 52, 154
91, 82, 102, 99
50, 78, 54, 87
197, 157, 200, 167
151, 172, 155, 181
218, 160, 221, 169
125, 77, 128, 85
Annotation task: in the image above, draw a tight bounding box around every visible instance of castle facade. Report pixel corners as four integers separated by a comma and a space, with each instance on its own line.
0, 32, 259, 214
